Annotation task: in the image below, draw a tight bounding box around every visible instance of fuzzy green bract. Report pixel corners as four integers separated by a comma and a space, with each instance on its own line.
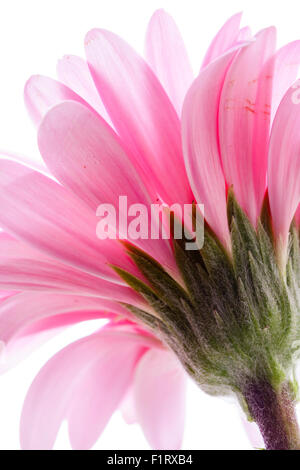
114, 190, 300, 412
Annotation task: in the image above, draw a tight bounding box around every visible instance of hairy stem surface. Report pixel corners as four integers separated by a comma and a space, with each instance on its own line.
243, 381, 300, 450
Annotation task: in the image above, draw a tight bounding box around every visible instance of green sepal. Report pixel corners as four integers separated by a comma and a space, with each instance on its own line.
113, 190, 300, 400
259, 191, 275, 245
121, 241, 192, 312
111, 260, 196, 342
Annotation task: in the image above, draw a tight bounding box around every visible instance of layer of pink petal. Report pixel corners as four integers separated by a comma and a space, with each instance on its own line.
20, 323, 186, 450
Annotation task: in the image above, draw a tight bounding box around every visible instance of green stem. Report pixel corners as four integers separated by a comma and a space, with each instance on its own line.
243, 381, 300, 450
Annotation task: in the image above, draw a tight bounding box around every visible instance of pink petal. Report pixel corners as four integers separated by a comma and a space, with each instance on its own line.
182, 51, 240, 248
145, 9, 194, 115
24, 75, 95, 127
38, 101, 176, 272
0, 289, 16, 301
219, 28, 277, 226
85, 28, 192, 205
240, 414, 264, 449
134, 349, 186, 450
67, 344, 146, 449
271, 41, 300, 123
0, 292, 128, 370
0, 150, 48, 174
0, 159, 136, 283
201, 12, 242, 68
120, 387, 137, 425
0, 233, 143, 305
268, 84, 300, 248
0, 292, 122, 344
56, 55, 113, 126
20, 331, 147, 450
237, 27, 252, 42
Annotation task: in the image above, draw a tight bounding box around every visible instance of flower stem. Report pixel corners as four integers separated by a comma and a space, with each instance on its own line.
243, 380, 300, 450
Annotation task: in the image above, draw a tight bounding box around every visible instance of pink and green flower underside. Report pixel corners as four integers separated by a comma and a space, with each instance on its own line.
0, 10, 300, 449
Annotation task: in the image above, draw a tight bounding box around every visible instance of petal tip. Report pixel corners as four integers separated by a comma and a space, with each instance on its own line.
85, 28, 110, 48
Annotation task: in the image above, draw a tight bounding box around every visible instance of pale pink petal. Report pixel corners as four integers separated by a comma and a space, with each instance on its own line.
67, 343, 146, 449
134, 349, 186, 450
219, 28, 277, 226
201, 12, 242, 69
182, 51, 240, 248
85, 28, 192, 205
57, 55, 113, 126
0, 289, 16, 301
271, 41, 300, 123
241, 414, 264, 449
0, 150, 48, 174
120, 387, 137, 425
0, 159, 136, 283
0, 233, 142, 305
24, 75, 95, 127
0, 291, 125, 346
20, 331, 148, 450
237, 27, 252, 42
145, 9, 193, 115
268, 84, 300, 247
0, 257, 140, 304
38, 101, 176, 272
0, 292, 128, 371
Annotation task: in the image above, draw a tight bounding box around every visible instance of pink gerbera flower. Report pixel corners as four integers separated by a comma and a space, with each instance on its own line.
1, 9, 300, 450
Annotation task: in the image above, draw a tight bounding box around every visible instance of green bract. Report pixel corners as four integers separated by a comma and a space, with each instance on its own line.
113, 189, 300, 414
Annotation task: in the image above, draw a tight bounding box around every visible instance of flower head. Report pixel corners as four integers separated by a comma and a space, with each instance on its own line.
1, 10, 300, 450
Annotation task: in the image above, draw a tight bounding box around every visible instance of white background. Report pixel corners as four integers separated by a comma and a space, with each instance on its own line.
0, 0, 300, 450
